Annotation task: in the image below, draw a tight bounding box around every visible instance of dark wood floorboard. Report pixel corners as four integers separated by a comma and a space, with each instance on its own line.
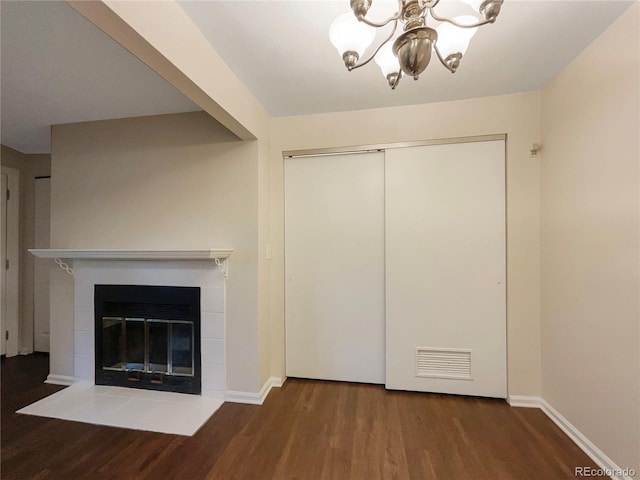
2, 354, 604, 479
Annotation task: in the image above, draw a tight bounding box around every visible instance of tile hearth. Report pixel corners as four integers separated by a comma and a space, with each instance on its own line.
24, 251, 231, 434
18, 382, 223, 436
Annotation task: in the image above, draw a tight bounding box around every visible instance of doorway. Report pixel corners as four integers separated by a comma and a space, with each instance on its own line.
1, 166, 20, 357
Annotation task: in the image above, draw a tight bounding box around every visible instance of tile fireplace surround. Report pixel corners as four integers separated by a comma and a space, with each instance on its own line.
29, 249, 232, 400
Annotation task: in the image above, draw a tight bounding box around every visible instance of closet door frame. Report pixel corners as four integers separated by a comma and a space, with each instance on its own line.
283, 134, 505, 159
283, 133, 507, 391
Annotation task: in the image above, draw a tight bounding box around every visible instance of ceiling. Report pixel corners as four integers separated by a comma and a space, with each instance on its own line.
1, 1, 200, 154
1, 1, 634, 154
178, 0, 634, 117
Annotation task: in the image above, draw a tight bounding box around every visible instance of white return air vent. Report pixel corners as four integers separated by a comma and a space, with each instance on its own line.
415, 347, 473, 380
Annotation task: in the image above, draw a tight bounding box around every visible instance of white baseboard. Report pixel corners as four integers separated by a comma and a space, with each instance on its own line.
507, 395, 541, 408
225, 376, 285, 405
270, 376, 286, 388
540, 399, 634, 480
45, 374, 75, 386
507, 396, 632, 479
44, 375, 288, 403
201, 389, 226, 400
18, 348, 33, 356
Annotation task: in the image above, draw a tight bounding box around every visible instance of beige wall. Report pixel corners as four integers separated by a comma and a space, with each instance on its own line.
540, 3, 639, 473
49, 111, 264, 392
258, 132, 272, 387
1, 145, 51, 354
67, 0, 275, 392
270, 92, 542, 397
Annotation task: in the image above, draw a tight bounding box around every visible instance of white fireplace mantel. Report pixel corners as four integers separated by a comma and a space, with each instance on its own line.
28, 249, 233, 261
29, 249, 234, 278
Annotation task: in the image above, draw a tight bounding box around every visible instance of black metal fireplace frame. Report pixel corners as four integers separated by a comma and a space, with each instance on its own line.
94, 284, 202, 395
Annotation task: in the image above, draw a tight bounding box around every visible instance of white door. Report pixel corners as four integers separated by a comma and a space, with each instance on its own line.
33, 177, 51, 352
285, 152, 385, 384
385, 140, 506, 398
1, 173, 7, 356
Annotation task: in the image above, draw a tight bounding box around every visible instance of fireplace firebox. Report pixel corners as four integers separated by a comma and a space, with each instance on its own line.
94, 285, 201, 395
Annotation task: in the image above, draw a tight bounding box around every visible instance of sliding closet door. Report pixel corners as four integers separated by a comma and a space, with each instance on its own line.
285, 152, 385, 384
385, 140, 506, 398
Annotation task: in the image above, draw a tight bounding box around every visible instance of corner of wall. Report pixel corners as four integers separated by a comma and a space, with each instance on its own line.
539, 3, 640, 473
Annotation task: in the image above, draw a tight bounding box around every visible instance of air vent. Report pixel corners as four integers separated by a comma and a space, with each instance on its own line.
415, 347, 472, 380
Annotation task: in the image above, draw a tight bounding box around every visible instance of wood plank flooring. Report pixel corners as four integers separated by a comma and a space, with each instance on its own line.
2, 354, 604, 479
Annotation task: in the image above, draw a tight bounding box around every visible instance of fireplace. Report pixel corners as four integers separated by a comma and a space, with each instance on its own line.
94, 285, 201, 395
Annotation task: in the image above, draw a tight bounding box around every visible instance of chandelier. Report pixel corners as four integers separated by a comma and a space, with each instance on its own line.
329, 0, 504, 89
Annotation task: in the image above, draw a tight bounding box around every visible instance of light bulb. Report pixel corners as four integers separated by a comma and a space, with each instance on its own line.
460, 0, 484, 13
436, 15, 479, 57
374, 41, 400, 78
329, 13, 375, 58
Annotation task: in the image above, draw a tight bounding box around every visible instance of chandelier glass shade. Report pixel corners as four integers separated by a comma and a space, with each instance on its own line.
329, 0, 504, 89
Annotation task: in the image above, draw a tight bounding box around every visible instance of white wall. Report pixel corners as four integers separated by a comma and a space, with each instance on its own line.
49, 111, 263, 393
540, 3, 639, 473
270, 92, 542, 397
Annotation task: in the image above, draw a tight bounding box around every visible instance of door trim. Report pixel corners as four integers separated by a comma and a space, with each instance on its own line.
2, 166, 20, 357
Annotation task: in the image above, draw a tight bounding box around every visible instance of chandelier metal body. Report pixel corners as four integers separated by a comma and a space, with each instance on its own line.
330, 0, 504, 89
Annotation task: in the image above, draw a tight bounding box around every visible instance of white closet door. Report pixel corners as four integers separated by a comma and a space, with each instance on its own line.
285, 152, 385, 384
385, 140, 506, 398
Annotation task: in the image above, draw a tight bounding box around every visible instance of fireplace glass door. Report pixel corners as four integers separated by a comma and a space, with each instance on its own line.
102, 318, 194, 377
95, 285, 201, 394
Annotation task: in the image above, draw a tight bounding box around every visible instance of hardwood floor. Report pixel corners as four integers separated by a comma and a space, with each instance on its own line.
2, 354, 604, 479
